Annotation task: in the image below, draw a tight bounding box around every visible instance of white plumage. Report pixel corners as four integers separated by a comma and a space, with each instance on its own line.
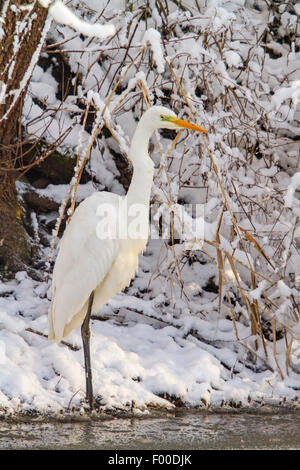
48, 105, 208, 409
48, 192, 119, 341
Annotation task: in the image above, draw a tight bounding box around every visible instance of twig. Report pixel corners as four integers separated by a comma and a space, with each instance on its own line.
25, 328, 80, 351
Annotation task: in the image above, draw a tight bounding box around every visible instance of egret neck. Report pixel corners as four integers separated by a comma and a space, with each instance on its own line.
126, 116, 155, 214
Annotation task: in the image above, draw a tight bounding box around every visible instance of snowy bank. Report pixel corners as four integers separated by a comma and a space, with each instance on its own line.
1, 271, 300, 417
1, 0, 300, 418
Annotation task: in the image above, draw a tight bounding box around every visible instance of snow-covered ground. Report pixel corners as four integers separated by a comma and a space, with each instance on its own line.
1, 256, 300, 415
1, 0, 300, 416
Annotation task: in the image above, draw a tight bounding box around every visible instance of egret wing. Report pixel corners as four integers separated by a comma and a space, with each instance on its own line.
49, 192, 120, 341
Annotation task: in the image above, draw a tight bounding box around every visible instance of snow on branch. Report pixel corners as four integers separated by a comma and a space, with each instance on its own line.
143, 28, 165, 74
270, 80, 300, 120
38, 0, 115, 39
284, 172, 300, 210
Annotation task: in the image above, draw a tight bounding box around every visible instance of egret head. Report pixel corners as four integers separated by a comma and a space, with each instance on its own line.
143, 105, 208, 134
130, 106, 208, 165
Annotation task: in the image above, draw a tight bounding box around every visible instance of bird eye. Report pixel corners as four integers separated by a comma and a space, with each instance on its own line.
160, 114, 164, 120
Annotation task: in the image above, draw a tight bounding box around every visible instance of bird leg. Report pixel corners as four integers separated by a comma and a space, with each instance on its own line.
81, 290, 95, 411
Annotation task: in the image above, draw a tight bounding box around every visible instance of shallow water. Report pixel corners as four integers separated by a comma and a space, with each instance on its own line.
1, 409, 300, 450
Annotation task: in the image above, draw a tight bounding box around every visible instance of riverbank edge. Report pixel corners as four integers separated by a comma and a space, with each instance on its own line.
1, 399, 300, 424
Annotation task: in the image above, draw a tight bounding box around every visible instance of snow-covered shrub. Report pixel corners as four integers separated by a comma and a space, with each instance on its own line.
20, 0, 300, 387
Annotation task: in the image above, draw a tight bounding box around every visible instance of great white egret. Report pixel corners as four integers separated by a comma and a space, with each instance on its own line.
48, 105, 208, 410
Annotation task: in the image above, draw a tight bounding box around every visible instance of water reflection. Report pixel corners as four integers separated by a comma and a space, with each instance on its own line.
1, 409, 300, 450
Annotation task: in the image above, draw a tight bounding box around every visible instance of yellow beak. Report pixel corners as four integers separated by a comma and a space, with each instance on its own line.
172, 117, 208, 134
